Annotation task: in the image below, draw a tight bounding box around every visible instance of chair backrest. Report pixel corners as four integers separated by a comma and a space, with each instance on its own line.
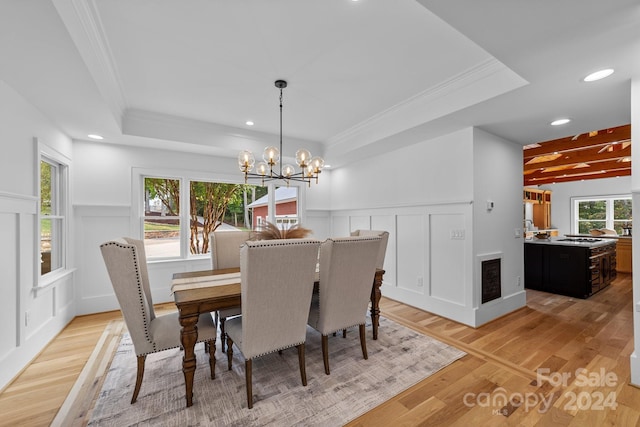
316, 236, 381, 335
239, 238, 321, 360
350, 229, 389, 269
210, 230, 252, 269
100, 238, 156, 355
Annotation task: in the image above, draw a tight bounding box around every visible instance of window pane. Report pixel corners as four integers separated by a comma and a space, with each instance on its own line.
578, 201, 606, 220
144, 177, 180, 258
189, 181, 245, 254
143, 218, 180, 258
41, 218, 62, 274
614, 199, 632, 235
144, 178, 180, 215
578, 220, 605, 234
613, 199, 632, 220
40, 161, 52, 215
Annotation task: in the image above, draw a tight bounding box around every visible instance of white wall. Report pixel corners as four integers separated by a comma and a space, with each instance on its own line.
328, 127, 525, 327
538, 177, 632, 235
472, 128, 526, 325
0, 79, 75, 390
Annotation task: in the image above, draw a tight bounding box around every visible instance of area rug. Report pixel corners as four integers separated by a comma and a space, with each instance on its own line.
88, 317, 465, 426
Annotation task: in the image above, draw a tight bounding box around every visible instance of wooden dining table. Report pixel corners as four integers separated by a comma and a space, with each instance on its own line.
172, 267, 385, 407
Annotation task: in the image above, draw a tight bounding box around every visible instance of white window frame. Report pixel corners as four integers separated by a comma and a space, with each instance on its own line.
36, 139, 72, 290
571, 194, 632, 234
132, 167, 306, 262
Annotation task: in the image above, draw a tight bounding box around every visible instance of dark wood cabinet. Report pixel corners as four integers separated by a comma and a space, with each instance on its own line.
525, 241, 616, 299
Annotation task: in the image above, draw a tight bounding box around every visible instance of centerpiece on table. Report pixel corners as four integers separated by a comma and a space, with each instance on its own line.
252, 221, 312, 240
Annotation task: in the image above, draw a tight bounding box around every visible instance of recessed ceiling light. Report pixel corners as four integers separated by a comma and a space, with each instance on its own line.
583, 69, 614, 82
88, 134, 104, 140
245, 121, 254, 126
550, 119, 570, 126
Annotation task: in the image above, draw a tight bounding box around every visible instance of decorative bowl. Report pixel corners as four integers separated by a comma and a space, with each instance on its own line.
534, 232, 550, 240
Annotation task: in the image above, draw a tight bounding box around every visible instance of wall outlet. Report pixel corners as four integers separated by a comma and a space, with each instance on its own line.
514, 228, 522, 238
25, 310, 30, 327
417, 276, 423, 287
450, 229, 465, 240
516, 276, 521, 287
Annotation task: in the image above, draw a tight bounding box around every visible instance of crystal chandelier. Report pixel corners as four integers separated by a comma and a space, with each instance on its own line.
238, 80, 324, 186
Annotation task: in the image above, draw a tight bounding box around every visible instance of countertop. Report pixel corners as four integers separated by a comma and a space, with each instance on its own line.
565, 234, 631, 240
525, 236, 617, 248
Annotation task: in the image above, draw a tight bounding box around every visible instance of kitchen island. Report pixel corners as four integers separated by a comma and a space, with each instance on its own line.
524, 237, 617, 299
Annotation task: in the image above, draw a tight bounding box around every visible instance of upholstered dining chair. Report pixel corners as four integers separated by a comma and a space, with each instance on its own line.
350, 229, 389, 270
210, 230, 252, 351
225, 238, 321, 409
100, 237, 218, 404
308, 236, 381, 375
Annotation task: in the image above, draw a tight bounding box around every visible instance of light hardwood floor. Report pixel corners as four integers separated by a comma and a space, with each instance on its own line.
1, 273, 638, 426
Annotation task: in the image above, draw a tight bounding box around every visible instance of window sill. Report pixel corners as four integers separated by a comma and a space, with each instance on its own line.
34, 268, 77, 296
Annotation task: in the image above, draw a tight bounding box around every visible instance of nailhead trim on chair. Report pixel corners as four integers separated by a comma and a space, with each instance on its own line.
101, 240, 217, 359
248, 340, 306, 359
101, 241, 155, 351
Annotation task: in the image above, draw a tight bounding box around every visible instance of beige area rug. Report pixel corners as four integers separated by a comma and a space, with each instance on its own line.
83, 317, 465, 426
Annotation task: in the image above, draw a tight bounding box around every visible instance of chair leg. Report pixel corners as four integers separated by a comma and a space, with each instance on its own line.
359, 324, 368, 360
220, 316, 227, 352
322, 334, 330, 375
245, 359, 253, 409
297, 343, 307, 386
208, 339, 216, 379
343, 329, 347, 338
226, 336, 234, 370
131, 354, 146, 404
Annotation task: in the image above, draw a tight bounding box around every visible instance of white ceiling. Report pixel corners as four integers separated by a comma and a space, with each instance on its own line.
1, 0, 638, 168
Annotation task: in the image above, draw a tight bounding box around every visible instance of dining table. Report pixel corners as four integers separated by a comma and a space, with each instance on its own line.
171, 266, 385, 407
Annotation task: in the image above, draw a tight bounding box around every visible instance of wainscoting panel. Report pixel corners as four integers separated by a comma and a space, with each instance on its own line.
371, 214, 396, 288
429, 213, 466, 306
331, 215, 350, 238
396, 213, 426, 294
74, 205, 132, 315
0, 212, 18, 360
0, 192, 74, 391
330, 201, 479, 327
349, 216, 371, 233
306, 210, 330, 240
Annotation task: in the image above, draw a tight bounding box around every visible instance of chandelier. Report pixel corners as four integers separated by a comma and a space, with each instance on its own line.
238, 80, 324, 186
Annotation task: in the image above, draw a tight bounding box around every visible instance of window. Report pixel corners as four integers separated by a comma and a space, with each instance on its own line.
39, 152, 68, 280
573, 195, 632, 235
143, 177, 181, 258
138, 170, 296, 261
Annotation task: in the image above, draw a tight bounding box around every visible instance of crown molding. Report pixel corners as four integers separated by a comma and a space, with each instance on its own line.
52, 0, 127, 128
325, 58, 527, 155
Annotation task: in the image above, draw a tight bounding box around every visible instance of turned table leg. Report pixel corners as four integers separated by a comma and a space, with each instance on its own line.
370, 269, 384, 340
179, 313, 199, 407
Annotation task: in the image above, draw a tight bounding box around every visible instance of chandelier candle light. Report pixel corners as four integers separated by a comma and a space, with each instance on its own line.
238, 80, 324, 186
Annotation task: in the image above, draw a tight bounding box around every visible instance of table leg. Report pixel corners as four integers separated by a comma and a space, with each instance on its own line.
369, 269, 384, 340
179, 313, 199, 407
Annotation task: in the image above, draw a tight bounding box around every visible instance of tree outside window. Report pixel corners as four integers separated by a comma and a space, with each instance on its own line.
143, 177, 266, 258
